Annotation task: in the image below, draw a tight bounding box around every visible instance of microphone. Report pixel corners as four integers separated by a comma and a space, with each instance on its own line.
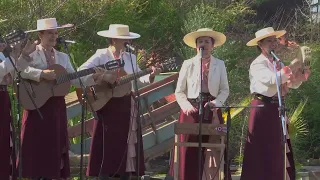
124, 42, 135, 51
57, 37, 76, 44
199, 46, 204, 58
270, 50, 280, 62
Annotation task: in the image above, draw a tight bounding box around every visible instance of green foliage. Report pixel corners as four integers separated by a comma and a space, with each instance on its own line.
178, 2, 255, 59
288, 98, 309, 162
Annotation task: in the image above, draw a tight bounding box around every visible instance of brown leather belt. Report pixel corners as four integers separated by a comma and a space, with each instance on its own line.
0, 85, 7, 92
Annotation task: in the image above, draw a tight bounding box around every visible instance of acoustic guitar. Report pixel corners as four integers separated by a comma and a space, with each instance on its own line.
297, 46, 311, 73
16, 59, 125, 110
0, 29, 27, 56
276, 45, 312, 74
75, 57, 182, 112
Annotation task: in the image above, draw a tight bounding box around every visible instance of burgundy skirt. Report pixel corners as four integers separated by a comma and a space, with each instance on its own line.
86, 95, 145, 177
0, 91, 16, 180
17, 96, 70, 179
240, 99, 296, 180
169, 106, 231, 180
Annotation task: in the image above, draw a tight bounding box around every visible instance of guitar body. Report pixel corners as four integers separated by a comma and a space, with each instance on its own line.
15, 64, 71, 110
75, 83, 113, 112
75, 67, 131, 112
76, 68, 131, 111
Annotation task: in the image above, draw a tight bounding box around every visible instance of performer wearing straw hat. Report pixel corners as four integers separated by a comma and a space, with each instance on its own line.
16, 18, 76, 180
240, 27, 311, 180
0, 37, 36, 180
168, 28, 231, 180
78, 24, 159, 180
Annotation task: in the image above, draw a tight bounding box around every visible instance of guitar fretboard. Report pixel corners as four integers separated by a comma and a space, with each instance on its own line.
56, 63, 119, 84
118, 68, 153, 85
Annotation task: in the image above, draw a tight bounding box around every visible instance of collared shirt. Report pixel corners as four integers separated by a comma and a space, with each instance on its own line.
175, 55, 229, 110
78, 47, 150, 97
20, 44, 78, 86
249, 54, 301, 97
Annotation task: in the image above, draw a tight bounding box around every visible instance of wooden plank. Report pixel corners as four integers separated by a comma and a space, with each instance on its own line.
137, 73, 178, 95
144, 137, 174, 161
65, 91, 79, 106
174, 123, 227, 136
142, 120, 176, 150
137, 80, 176, 106
66, 103, 81, 120
141, 101, 180, 127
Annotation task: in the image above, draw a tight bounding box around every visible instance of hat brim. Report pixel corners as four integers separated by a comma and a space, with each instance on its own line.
97, 30, 141, 39
183, 31, 227, 48
246, 30, 286, 46
25, 24, 74, 33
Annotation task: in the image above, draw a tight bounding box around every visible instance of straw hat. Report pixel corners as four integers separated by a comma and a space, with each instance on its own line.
247, 27, 286, 46
183, 28, 226, 48
97, 24, 140, 39
25, 18, 73, 33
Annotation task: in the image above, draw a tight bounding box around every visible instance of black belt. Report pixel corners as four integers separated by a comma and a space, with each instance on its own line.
188, 93, 215, 105
254, 93, 284, 104
0, 85, 7, 92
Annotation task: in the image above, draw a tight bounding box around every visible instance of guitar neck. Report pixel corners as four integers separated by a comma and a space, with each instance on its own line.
56, 64, 109, 84
118, 68, 153, 86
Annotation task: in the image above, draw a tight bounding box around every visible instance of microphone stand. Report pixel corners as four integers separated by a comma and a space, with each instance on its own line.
126, 45, 143, 180
271, 51, 287, 180
197, 47, 204, 180
59, 40, 99, 180
213, 104, 264, 180
2, 45, 43, 180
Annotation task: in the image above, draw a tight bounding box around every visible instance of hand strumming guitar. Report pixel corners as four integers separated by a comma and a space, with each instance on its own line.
41, 69, 56, 80
92, 67, 117, 84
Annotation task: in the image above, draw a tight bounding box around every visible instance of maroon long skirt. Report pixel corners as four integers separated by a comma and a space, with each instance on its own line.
0, 91, 16, 180
240, 99, 296, 180
17, 96, 70, 179
169, 107, 232, 180
86, 95, 145, 177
